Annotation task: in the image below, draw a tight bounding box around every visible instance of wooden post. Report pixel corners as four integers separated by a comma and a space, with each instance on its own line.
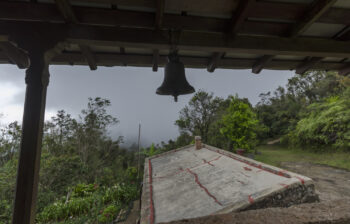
12, 48, 50, 224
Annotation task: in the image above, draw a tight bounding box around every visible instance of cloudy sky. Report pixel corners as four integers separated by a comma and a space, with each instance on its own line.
0, 64, 294, 146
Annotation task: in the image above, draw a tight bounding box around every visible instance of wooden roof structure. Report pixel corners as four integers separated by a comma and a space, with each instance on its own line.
1, 0, 350, 75
1, 1, 350, 223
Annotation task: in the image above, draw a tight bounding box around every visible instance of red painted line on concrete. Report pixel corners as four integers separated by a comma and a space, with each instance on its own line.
148, 159, 155, 224
209, 148, 291, 178
202, 156, 221, 167
244, 167, 252, 171
202, 159, 214, 166
186, 168, 223, 206
248, 195, 254, 204
295, 176, 305, 185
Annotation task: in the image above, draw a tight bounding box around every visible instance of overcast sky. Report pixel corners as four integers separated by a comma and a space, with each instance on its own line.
0, 64, 294, 146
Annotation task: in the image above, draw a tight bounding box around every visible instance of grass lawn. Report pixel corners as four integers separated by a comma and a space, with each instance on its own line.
254, 144, 350, 170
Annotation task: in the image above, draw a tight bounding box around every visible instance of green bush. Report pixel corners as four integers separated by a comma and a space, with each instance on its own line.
37, 183, 138, 223
0, 200, 11, 222
287, 89, 350, 150
97, 204, 120, 223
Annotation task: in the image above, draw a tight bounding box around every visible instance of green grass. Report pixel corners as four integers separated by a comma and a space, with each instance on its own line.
254, 145, 350, 170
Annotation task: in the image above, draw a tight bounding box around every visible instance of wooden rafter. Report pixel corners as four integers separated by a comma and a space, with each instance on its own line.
152, 0, 164, 72
79, 45, 97, 70
207, 52, 224, 73
246, 0, 337, 73
1, 2, 350, 34
207, 0, 254, 73
289, 0, 337, 37
1, 22, 350, 58
55, 0, 98, 70
54, 0, 77, 23
252, 55, 274, 74
152, 49, 159, 72
155, 0, 165, 29
229, 0, 255, 34
295, 25, 350, 74
0, 41, 29, 69
295, 57, 323, 74
291, 0, 337, 74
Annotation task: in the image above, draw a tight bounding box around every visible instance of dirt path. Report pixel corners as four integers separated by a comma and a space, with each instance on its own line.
280, 162, 350, 202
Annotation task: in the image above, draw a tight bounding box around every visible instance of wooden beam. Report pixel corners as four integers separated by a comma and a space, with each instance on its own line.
79, 44, 97, 70
229, 0, 255, 34
54, 0, 78, 23
293, 24, 349, 74
0, 42, 29, 69
252, 55, 274, 74
42, 52, 345, 71
2, 21, 350, 58
334, 25, 350, 41
55, 1, 98, 70
289, 0, 337, 37
339, 63, 350, 76
0, 50, 346, 71
155, 0, 165, 29
152, 49, 159, 72
208, 0, 254, 73
49, 25, 350, 58
207, 52, 224, 72
295, 57, 323, 74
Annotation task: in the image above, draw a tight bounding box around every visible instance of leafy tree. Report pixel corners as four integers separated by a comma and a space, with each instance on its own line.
220, 96, 259, 151
142, 143, 160, 157
286, 88, 350, 150
175, 90, 227, 143
256, 71, 349, 138
0, 122, 21, 165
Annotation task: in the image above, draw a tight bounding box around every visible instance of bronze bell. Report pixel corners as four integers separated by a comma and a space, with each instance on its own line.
156, 53, 195, 102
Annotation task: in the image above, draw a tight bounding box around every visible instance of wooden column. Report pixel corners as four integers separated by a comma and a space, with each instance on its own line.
12, 48, 50, 224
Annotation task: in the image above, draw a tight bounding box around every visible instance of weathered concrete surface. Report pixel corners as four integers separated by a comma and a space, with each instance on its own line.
141, 145, 318, 224
161, 199, 350, 224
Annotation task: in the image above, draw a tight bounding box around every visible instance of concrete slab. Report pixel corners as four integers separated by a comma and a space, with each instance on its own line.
140, 144, 318, 224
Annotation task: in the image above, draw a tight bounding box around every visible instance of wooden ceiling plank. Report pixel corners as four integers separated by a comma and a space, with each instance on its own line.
252, 55, 274, 74
0, 42, 29, 69
79, 44, 97, 70
289, 0, 337, 38
295, 57, 323, 74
